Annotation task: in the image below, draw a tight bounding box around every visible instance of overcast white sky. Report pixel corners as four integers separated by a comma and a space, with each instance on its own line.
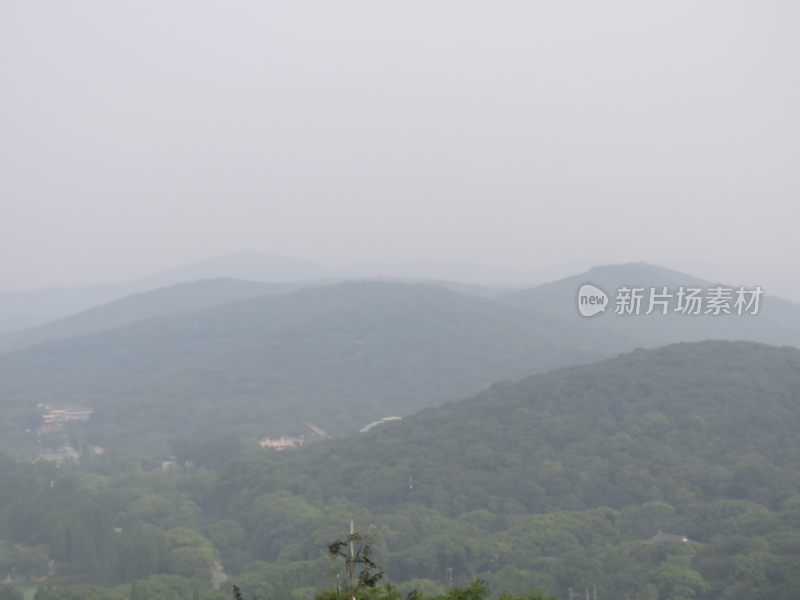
1, 2, 798, 298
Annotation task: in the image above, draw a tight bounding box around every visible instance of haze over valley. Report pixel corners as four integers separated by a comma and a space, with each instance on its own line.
2, 2, 799, 599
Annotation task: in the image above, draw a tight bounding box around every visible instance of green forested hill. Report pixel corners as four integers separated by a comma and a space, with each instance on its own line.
0, 281, 629, 453
2, 342, 800, 599
235, 341, 800, 514
205, 342, 800, 599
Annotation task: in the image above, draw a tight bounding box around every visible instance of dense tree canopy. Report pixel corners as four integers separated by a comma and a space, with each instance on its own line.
1, 341, 799, 599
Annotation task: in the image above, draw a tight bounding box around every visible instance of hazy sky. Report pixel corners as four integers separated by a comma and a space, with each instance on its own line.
2, 2, 798, 298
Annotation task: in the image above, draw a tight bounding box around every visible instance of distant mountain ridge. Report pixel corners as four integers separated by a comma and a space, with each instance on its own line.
0, 252, 521, 336
500, 262, 800, 349
0, 278, 300, 354
133, 251, 331, 288
0, 252, 333, 335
